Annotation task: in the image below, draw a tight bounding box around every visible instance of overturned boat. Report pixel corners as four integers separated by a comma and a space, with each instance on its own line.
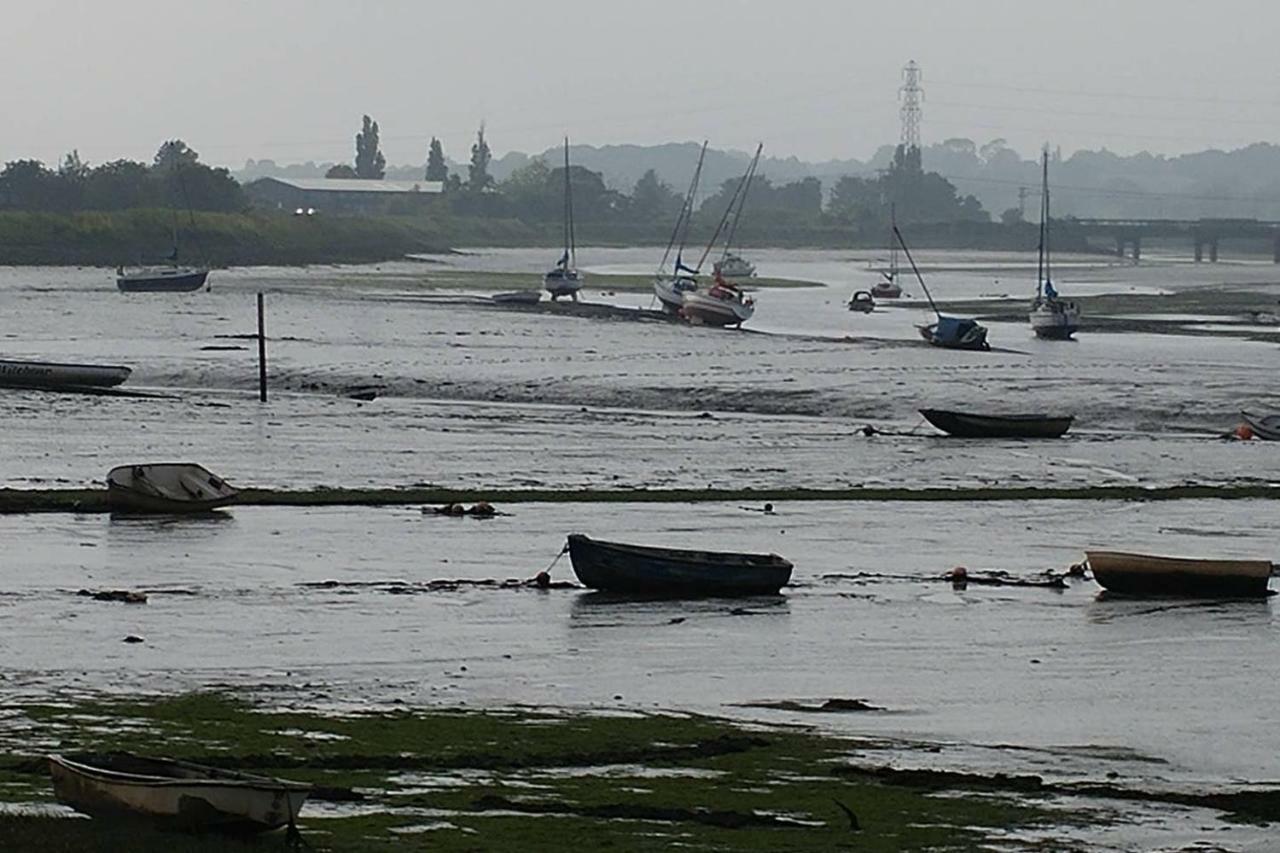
0, 358, 131, 390
1086, 550, 1273, 598
1240, 410, 1280, 441
920, 409, 1074, 439
48, 753, 310, 834
107, 463, 238, 513
566, 533, 792, 596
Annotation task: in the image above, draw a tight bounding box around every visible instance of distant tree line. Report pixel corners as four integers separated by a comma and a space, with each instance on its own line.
0, 141, 244, 213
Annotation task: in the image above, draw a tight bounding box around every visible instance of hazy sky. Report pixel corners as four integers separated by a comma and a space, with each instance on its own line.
4, 0, 1278, 168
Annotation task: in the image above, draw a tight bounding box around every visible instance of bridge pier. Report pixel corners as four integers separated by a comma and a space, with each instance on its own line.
1194, 240, 1203, 262
1274, 231, 1280, 264
1209, 238, 1218, 263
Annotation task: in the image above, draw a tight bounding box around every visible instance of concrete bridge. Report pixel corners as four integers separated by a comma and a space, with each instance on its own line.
1065, 218, 1280, 263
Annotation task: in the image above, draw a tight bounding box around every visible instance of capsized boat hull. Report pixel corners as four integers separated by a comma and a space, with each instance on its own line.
49, 753, 309, 833
567, 534, 792, 596
117, 267, 208, 293
1240, 411, 1280, 441
107, 463, 238, 513
920, 409, 1074, 438
1086, 550, 1273, 598
0, 359, 131, 389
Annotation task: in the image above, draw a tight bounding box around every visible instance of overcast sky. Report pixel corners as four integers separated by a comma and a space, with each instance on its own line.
3, 0, 1278, 168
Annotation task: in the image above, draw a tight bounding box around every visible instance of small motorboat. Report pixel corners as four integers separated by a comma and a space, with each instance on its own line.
920, 409, 1074, 439
48, 753, 310, 834
491, 290, 542, 305
918, 316, 989, 351
1240, 411, 1280, 441
117, 265, 209, 293
566, 534, 793, 596
1086, 550, 1274, 598
0, 358, 131, 390
848, 291, 875, 313
107, 463, 238, 513
870, 279, 902, 299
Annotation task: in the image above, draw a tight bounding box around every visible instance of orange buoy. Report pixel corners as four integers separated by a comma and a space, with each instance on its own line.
1236, 423, 1254, 440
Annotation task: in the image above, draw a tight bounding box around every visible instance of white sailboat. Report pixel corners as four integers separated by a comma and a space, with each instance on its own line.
870, 205, 903, 300
544, 137, 584, 301
681, 143, 763, 328
1029, 148, 1080, 339
653, 142, 708, 313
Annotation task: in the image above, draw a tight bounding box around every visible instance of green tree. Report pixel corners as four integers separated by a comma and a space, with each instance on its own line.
0, 160, 62, 210
501, 158, 552, 217
325, 164, 359, 179
425, 137, 448, 182
630, 169, 681, 221
84, 160, 154, 209
355, 115, 386, 179
59, 150, 89, 181
468, 124, 493, 192
153, 140, 200, 172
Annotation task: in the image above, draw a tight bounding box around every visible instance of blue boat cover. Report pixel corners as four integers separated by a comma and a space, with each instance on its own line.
933, 316, 979, 343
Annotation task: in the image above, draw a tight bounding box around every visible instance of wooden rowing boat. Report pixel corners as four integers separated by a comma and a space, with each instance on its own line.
1086, 550, 1273, 598
566, 534, 792, 596
48, 753, 310, 833
920, 408, 1074, 438
107, 463, 238, 513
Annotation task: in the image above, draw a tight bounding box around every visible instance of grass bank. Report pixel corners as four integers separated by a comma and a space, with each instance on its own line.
2, 483, 1278, 515
0, 692, 1063, 852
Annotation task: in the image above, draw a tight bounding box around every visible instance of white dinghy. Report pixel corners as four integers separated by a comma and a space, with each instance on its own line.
106, 462, 239, 513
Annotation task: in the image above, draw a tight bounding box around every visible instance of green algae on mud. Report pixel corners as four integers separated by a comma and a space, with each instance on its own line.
0, 692, 1061, 852
3, 483, 1280, 515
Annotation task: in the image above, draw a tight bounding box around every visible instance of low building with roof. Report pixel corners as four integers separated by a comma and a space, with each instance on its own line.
244, 176, 444, 215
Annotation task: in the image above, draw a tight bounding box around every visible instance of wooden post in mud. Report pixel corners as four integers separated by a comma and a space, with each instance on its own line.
256, 292, 267, 402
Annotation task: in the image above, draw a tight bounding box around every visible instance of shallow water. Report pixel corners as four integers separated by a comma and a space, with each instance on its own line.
3, 251, 1280, 846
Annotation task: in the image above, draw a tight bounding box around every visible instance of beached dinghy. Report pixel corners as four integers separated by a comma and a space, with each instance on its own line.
920, 409, 1074, 439
1086, 550, 1273, 598
1240, 410, 1280, 441
0, 358, 131, 390
566, 534, 792, 596
107, 463, 238, 513
491, 290, 542, 305
48, 753, 310, 833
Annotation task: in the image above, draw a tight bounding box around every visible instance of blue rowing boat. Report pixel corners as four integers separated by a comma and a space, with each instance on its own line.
566, 534, 792, 596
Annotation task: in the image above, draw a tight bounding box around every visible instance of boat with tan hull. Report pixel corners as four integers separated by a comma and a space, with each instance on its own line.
1086, 550, 1274, 598
48, 753, 310, 834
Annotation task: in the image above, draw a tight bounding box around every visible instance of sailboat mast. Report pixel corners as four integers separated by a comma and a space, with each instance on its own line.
564, 137, 576, 268
1037, 148, 1048, 297
697, 144, 761, 272
889, 203, 898, 279
658, 142, 707, 275
893, 225, 941, 320
721, 143, 763, 261
1042, 149, 1050, 289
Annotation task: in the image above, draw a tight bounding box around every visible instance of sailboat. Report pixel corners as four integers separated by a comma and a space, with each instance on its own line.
681, 144, 763, 328
870, 206, 903, 299
544, 137, 584, 301
1029, 148, 1080, 339
894, 226, 989, 351
653, 142, 708, 313
116, 232, 209, 293
117, 171, 210, 293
